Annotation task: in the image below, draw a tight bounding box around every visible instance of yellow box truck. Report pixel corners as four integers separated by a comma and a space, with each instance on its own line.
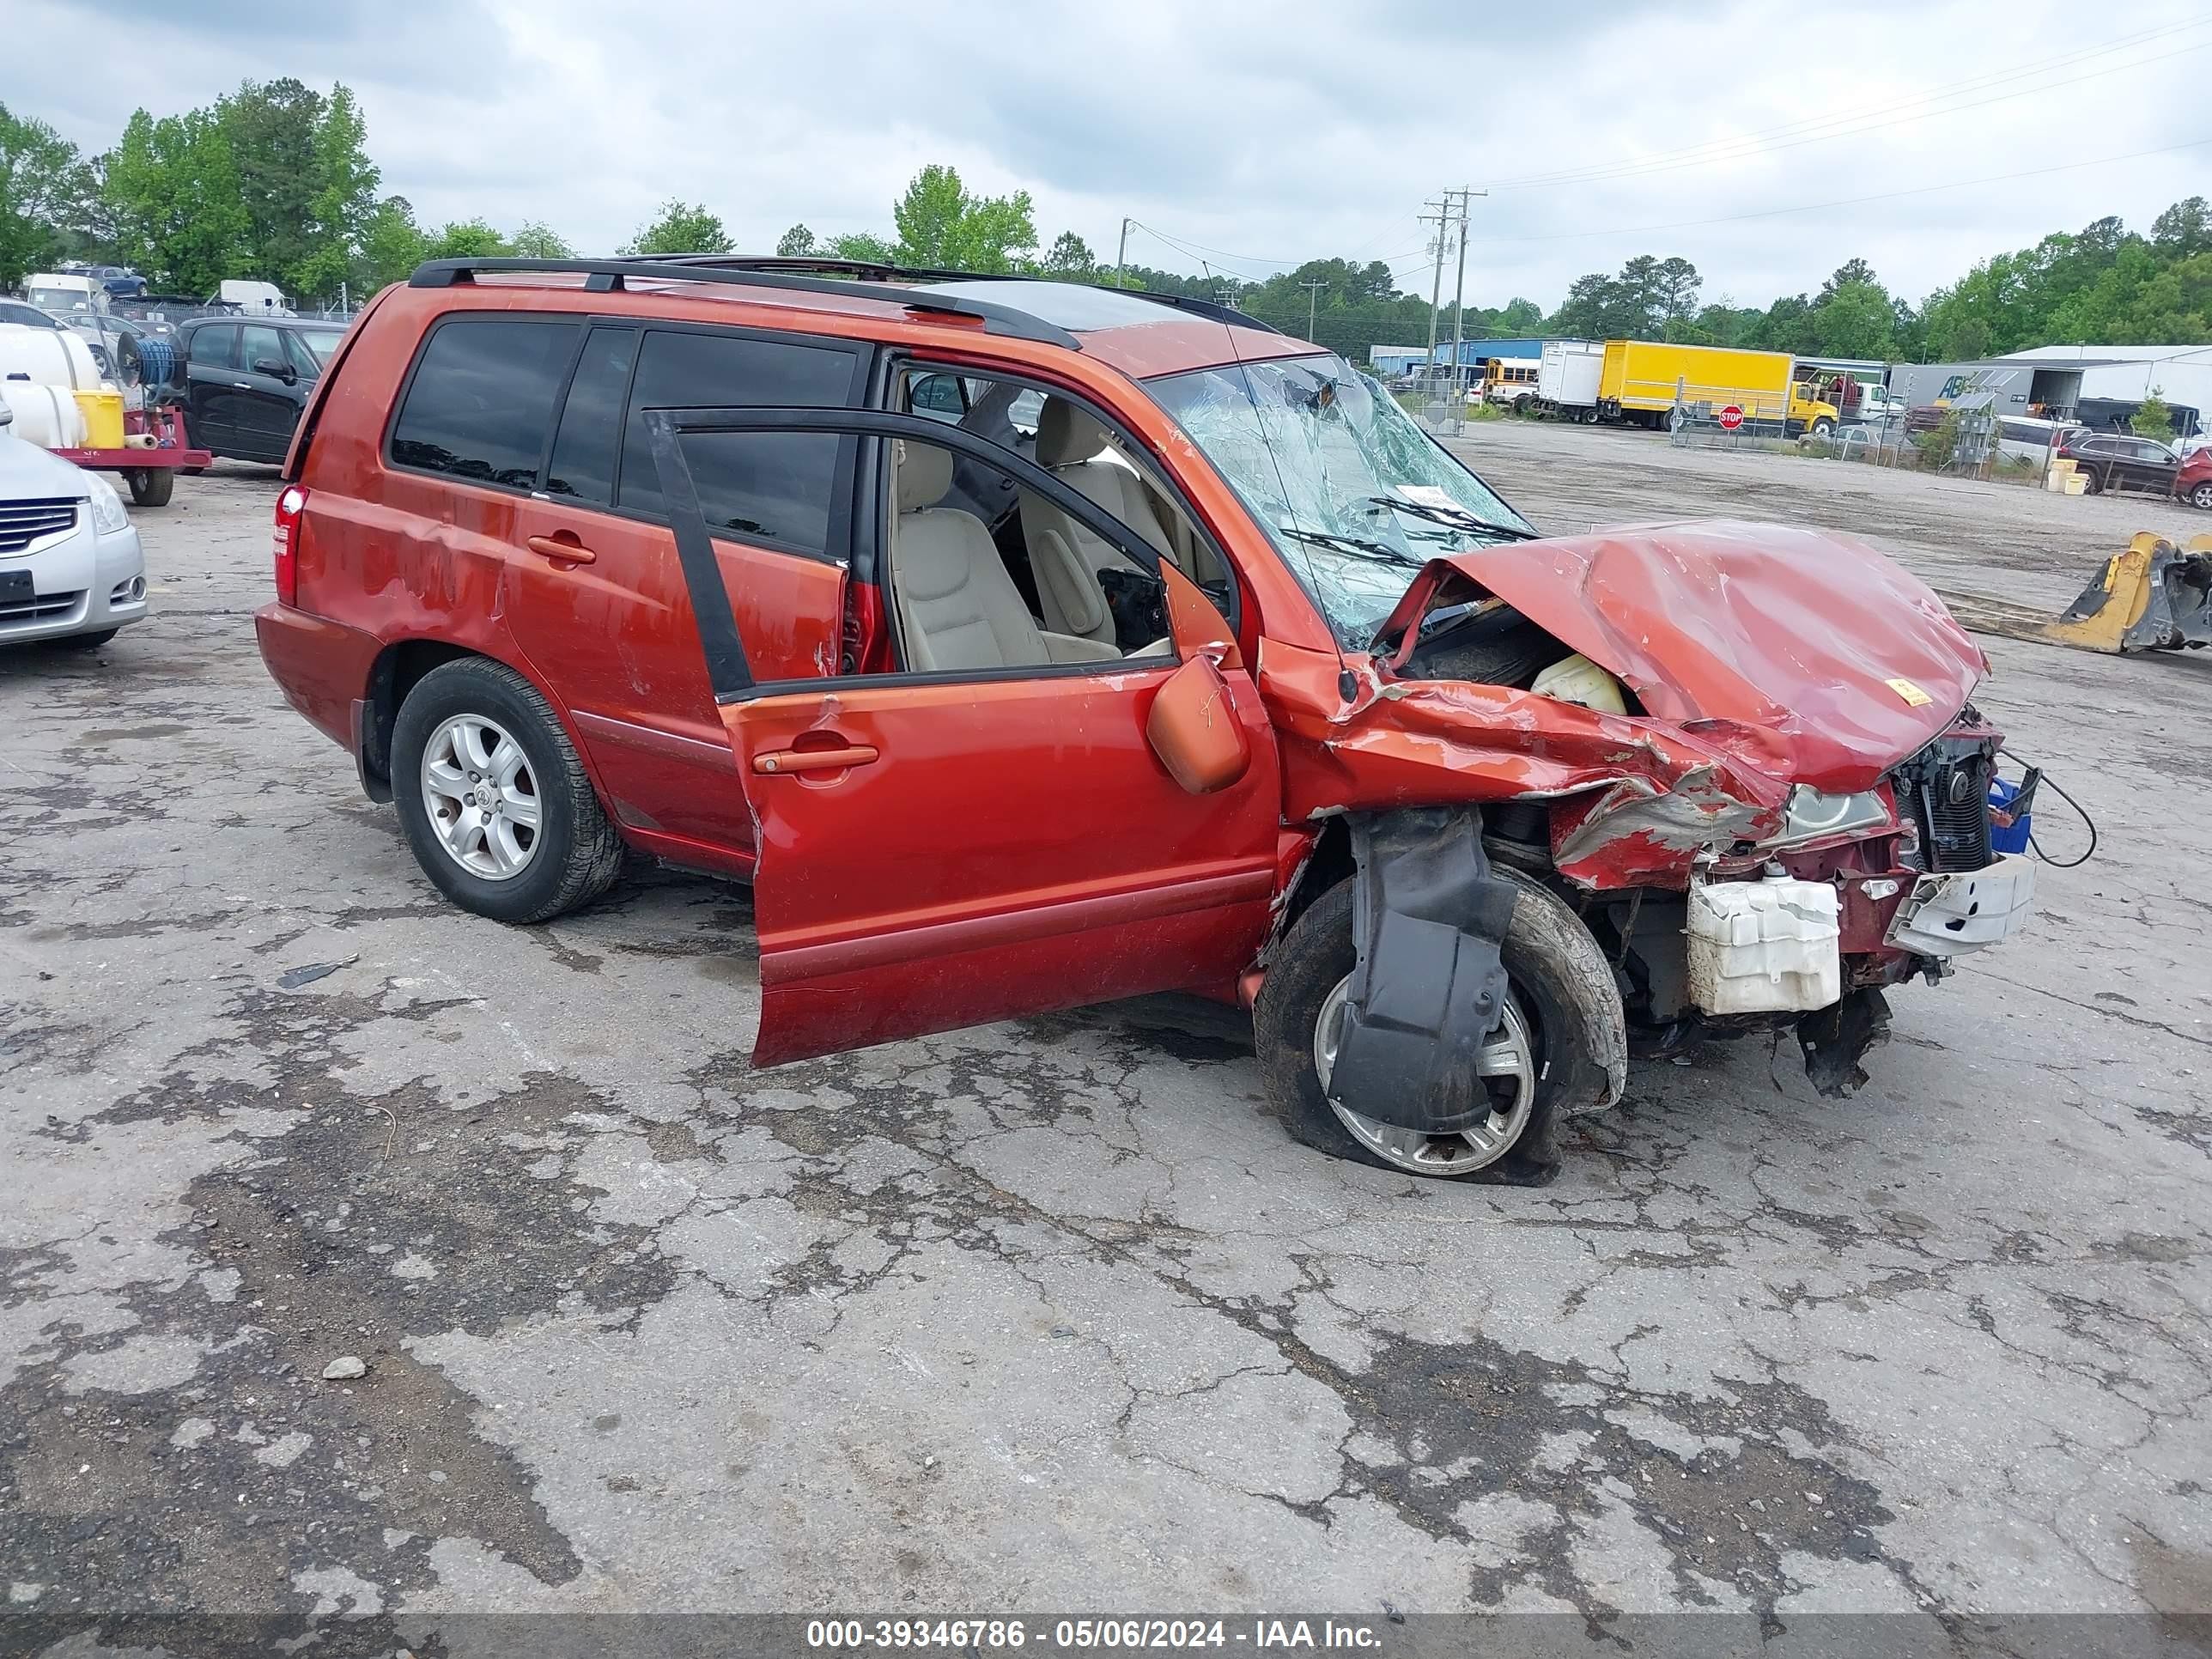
1597, 341, 1840, 435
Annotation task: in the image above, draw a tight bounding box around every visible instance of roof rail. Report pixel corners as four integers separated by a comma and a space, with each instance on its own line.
416, 254, 1286, 342
406, 258, 1080, 349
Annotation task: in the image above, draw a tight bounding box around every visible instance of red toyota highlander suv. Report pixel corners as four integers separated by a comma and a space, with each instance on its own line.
257, 256, 2037, 1183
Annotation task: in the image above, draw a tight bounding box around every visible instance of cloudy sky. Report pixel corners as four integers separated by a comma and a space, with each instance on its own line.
16, 0, 2211, 312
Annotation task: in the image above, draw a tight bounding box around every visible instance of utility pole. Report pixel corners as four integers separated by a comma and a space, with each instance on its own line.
1420, 196, 1449, 386
1115, 216, 1133, 283
1446, 187, 1487, 427
1300, 279, 1327, 342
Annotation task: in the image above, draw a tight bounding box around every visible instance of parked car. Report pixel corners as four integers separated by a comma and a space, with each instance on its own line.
60, 310, 173, 386
0, 299, 66, 332
173, 315, 346, 463
0, 401, 148, 648
2056, 429, 2182, 496
256, 257, 2034, 1182
2177, 446, 2212, 510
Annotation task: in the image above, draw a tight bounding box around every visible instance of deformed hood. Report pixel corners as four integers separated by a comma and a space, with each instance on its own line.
1385, 519, 1989, 792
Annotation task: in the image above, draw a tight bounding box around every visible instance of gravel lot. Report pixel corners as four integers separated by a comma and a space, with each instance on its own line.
4, 431, 2209, 1651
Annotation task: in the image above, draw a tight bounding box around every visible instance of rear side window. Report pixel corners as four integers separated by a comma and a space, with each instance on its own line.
616, 328, 857, 552
188, 325, 236, 368
388, 316, 580, 489
544, 326, 640, 505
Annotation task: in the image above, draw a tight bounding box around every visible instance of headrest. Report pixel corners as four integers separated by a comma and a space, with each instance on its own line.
1036, 398, 1111, 467
895, 441, 954, 512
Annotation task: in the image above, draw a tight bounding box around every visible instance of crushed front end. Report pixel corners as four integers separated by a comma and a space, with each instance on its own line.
1266, 524, 2046, 1106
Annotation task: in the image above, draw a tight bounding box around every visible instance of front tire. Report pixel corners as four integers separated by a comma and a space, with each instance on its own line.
1255, 870, 1624, 1184
2191, 482, 2212, 510
391, 658, 624, 924
1811, 417, 1835, 439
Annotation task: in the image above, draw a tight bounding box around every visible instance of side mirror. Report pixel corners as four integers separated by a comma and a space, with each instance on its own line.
253, 357, 295, 383
1146, 653, 1250, 795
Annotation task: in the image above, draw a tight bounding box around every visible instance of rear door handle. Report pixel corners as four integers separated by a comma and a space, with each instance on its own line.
526, 532, 596, 565
753, 744, 878, 775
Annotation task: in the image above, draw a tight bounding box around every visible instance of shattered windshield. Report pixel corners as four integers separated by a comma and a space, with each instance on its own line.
1146, 354, 1536, 647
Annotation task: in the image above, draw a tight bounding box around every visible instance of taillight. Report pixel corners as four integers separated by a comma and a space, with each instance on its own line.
272, 484, 307, 605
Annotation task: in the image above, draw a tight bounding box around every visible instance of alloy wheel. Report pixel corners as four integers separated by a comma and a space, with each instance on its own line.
1313, 975, 1537, 1175
419, 714, 541, 881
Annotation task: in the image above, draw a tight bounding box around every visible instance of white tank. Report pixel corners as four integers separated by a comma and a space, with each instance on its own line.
0, 381, 89, 448
0, 323, 106, 390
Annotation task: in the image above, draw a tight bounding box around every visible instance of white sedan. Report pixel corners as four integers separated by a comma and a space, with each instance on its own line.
0, 404, 148, 649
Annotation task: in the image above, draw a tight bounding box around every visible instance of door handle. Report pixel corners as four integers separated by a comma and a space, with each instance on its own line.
526, 532, 596, 565
753, 744, 878, 775
231, 381, 250, 390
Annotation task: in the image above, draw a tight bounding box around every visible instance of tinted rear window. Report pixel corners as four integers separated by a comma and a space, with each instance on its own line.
389, 317, 580, 489
616, 328, 857, 552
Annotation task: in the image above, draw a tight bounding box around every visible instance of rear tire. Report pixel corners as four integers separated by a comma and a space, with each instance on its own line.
1255, 870, 1624, 1184
391, 657, 624, 924
2081, 469, 2101, 495
125, 467, 174, 507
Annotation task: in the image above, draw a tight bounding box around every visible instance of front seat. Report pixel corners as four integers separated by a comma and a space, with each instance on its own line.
890, 441, 1120, 672
1018, 400, 1184, 647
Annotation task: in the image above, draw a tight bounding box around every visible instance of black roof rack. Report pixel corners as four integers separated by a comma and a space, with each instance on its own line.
407, 258, 1081, 349
635, 255, 1283, 335
409, 255, 1285, 344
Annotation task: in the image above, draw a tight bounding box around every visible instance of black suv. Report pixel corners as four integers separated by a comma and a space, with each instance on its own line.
173, 315, 347, 464
2057, 428, 2182, 496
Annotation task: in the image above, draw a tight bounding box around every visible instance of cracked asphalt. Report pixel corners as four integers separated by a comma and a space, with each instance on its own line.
3, 427, 2209, 1650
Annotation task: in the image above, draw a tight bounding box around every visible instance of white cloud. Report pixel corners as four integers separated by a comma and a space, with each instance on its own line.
14, 0, 2210, 309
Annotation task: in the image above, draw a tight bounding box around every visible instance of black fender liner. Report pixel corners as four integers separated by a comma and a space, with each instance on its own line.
1333, 807, 1521, 1136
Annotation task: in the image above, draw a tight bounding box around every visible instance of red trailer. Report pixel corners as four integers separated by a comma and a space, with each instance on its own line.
48, 404, 212, 507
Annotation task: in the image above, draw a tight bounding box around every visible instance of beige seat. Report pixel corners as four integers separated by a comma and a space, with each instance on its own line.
891, 441, 1120, 672
1018, 400, 1184, 647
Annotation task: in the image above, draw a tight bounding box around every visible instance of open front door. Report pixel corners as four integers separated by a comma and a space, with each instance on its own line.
647, 406, 1285, 1067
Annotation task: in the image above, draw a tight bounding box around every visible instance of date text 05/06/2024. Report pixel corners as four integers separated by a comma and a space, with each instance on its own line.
805, 1617, 1389, 1650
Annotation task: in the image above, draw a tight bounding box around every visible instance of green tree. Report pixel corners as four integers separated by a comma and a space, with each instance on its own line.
1040, 231, 1096, 276
890, 164, 1036, 271
2131, 389, 2174, 441
0, 102, 94, 287
775, 223, 817, 257
354, 194, 425, 289
826, 230, 897, 264
621, 200, 731, 256
219, 77, 325, 287
2152, 197, 2211, 259
102, 106, 252, 293
508, 220, 574, 258
292, 83, 379, 299
422, 219, 512, 259
1808, 280, 1896, 359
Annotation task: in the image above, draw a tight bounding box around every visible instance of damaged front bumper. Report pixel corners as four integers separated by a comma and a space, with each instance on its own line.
1886, 854, 2037, 956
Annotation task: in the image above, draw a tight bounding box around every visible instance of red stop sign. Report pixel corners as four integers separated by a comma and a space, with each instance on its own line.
1718, 404, 1744, 430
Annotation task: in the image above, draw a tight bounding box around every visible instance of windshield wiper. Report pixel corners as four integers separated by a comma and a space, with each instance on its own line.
1367, 495, 1537, 541
1276, 525, 1428, 568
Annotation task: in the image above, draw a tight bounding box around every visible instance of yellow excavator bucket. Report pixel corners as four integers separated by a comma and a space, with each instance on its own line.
1939, 532, 2212, 656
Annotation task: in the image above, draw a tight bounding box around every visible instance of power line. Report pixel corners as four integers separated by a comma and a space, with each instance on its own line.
1478, 133, 2212, 245
1480, 18, 2211, 191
